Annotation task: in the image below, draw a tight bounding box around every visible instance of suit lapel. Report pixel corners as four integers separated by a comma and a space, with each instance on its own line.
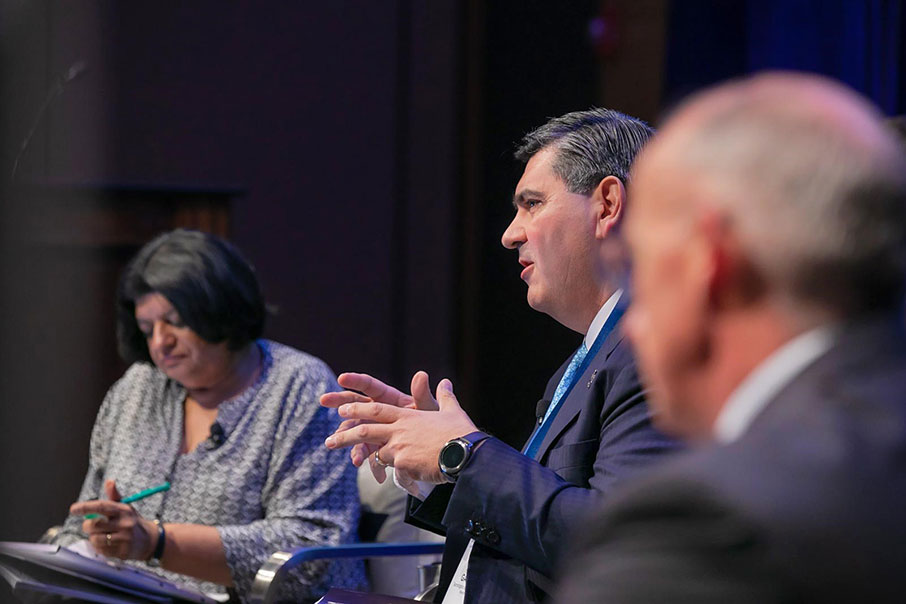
534, 324, 625, 463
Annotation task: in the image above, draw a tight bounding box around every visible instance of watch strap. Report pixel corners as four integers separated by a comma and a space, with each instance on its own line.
460, 430, 490, 446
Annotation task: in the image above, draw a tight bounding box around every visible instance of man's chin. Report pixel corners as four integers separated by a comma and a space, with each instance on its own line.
525, 288, 547, 313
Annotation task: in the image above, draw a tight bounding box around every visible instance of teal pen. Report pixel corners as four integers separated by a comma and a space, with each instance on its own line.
84, 482, 171, 519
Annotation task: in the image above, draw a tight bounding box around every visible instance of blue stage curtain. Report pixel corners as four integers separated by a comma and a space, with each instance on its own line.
745, 0, 904, 114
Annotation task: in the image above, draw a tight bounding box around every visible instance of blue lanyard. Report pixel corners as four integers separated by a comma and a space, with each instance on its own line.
523, 303, 626, 459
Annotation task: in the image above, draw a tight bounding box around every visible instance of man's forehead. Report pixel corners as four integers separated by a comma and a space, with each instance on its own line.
520, 147, 559, 180
515, 148, 562, 194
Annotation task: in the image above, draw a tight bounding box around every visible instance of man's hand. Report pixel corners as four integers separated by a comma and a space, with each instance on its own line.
321, 371, 440, 481
324, 376, 478, 484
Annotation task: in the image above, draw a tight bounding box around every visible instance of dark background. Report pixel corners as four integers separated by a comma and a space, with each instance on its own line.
0, 0, 903, 581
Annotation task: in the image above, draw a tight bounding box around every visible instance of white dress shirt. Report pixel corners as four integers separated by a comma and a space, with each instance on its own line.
441, 290, 623, 603
714, 325, 837, 444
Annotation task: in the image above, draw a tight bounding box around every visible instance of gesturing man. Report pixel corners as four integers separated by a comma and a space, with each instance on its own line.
554, 74, 906, 602
323, 109, 678, 602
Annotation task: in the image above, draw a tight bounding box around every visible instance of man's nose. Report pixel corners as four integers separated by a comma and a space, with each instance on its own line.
501, 215, 525, 249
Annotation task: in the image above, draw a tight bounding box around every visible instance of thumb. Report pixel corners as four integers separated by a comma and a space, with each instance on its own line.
435, 379, 461, 411
104, 479, 122, 502
411, 371, 439, 411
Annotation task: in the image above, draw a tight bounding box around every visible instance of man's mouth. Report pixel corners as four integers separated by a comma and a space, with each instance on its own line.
519, 259, 534, 280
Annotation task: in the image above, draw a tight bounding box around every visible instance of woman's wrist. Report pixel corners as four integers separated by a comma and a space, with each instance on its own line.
143, 518, 166, 565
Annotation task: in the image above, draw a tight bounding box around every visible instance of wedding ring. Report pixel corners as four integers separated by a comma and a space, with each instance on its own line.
106, 533, 112, 546
374, 450, 392, 468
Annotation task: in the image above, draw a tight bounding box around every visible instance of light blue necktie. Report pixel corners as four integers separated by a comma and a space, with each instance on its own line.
523, 342, 588, 459
522, 300, 626, 460
544, 342, 588, 424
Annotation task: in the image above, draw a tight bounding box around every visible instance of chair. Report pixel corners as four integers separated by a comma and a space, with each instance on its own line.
250, 541, 444, 603
249, 466, 445, 603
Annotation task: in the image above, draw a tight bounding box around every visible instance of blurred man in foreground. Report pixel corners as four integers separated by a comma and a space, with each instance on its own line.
555, 72, 906, 602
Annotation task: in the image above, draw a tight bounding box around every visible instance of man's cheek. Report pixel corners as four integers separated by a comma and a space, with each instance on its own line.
625, 309, 658, 379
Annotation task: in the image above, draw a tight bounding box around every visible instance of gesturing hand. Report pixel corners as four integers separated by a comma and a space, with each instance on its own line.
70, 479, 158, 561
321, 371, 440, 482
324, 376, 478, 484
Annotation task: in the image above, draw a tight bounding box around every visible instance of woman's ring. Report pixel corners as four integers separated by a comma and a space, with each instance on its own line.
374, 450, 391, 468
105, 533, 112, 546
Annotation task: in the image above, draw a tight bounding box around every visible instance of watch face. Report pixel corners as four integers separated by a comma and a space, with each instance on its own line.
441, 442, 467, 470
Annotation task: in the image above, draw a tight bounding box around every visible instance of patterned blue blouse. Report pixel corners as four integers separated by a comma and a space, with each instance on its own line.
53, 340, 366, 601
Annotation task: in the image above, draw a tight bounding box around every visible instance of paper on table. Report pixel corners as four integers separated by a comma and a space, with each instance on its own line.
63, 539, 230, 602
0, 541, 218, 603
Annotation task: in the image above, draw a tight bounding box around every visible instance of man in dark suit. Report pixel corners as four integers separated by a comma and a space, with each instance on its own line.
554, 73, 906, 602
322, 109, 678, 602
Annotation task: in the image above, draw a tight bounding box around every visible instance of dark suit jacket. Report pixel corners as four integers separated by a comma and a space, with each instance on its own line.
407, 322, 679, 603
554, 316, 906, 603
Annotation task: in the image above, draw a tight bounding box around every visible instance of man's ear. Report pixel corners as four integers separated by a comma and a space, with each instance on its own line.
593, 175, 626, 239
699, 208, 765, 310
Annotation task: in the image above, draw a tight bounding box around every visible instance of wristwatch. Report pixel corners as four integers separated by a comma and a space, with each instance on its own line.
438, 431, 489, 482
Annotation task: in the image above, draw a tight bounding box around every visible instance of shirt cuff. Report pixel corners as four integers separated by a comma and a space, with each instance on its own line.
391, 469, 436, 501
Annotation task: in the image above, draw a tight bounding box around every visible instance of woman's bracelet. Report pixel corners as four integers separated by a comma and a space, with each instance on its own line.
147, 519, 166, 567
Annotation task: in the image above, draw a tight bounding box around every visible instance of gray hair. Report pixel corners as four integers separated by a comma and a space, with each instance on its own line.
515, 108, 654, 194
680, 75, 906, 316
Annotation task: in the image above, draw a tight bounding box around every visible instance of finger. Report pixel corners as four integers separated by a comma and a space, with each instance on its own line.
325, 422, 392, 449
104, 479, 122, 502
337, 373, 412, 407
368, 453, 388, 483
85, 517, 126, 533
337, 401, 403, 423
320, 390, 373, 408
71, 500, 131, 518
90, 531, 119, 554
81, 518, 96, 534
336, 417, 367, 433
351, 442, 378, 466
410, 371, 440, 411
436, 378, 462, 411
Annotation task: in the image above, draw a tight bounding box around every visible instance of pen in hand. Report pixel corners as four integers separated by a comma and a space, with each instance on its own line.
83, 482, 170, 519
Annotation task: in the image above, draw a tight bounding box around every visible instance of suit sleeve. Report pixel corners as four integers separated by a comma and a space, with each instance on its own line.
434, 347, 678, 576
553, 476, 786, 603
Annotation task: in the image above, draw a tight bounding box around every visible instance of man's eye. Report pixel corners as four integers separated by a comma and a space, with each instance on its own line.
526, 199, 541, 209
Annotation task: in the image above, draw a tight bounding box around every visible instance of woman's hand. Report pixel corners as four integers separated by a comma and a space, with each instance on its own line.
70, 479, 158, 561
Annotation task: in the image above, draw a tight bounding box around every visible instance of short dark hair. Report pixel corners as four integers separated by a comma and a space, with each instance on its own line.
116, 229, 267, 364
515, 108, 654, 194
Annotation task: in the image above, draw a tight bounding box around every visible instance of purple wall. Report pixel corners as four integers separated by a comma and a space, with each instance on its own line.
0, 1, 460, 545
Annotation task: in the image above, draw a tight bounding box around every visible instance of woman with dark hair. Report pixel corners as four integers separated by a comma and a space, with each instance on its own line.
50, 229, 365, 602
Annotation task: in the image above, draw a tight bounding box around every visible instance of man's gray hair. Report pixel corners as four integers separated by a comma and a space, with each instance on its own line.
681, 75, 906, 316
515, 108, 654, 194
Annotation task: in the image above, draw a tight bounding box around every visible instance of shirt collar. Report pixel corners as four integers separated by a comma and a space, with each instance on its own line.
585, 289, 623, 349
713, 325, 837, 444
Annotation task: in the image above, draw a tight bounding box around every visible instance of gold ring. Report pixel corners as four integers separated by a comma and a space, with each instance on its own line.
105, 533, 112, 546
374, 450, 391, 468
